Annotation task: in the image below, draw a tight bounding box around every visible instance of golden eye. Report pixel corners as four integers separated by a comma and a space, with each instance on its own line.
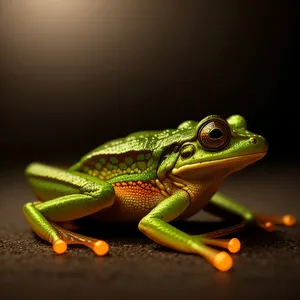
198, 119, 231, 151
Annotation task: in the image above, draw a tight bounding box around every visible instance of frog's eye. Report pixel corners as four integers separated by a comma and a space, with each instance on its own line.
198, 119, 231, 151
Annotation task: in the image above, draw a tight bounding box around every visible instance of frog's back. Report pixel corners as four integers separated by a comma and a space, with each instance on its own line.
69, 122, 197, 184
69, 129, 172, 183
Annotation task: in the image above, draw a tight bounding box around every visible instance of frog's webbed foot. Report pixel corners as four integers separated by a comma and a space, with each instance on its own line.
50, 222, 109, 256
188, 241, 235, 272
192, 236, 241, 254
255, 213, 296, 232
191, 222, 244, 259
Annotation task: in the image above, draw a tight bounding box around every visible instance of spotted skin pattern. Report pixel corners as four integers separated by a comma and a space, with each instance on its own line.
79, 151, 165, 219
81, 151, 155, 181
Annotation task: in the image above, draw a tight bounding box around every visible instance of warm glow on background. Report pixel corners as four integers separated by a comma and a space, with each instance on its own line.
0, 0, 297, 162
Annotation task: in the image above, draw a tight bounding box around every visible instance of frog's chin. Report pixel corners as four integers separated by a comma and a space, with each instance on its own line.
171, 152, 267, 181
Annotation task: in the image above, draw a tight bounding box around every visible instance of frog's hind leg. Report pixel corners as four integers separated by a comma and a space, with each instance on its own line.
23, 163, 115, 255
32, 202, 82, 231
206, 192, 296, 231
196, 192, 297, 250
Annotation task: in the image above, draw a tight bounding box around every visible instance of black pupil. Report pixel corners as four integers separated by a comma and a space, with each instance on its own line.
209, 128, 223, 139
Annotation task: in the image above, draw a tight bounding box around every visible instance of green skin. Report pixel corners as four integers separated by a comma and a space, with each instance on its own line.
24, 114, 288, 271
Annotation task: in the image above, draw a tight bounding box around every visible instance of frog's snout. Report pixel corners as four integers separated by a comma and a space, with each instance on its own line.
249, 135, 268, 153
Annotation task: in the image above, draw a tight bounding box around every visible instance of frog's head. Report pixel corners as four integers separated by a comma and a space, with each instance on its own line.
171, 115, 268, 181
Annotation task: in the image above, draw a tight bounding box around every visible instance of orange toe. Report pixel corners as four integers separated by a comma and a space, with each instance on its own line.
213, 251, 233, 272
53, 239, 67, 254
228, 238, 241, 253
93, 240, 109, 256
283, 215, 296, 227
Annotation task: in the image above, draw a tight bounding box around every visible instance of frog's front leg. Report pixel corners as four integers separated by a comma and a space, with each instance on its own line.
138, 190, 234, 272
23, 163, 115, 255
201, 191, 296, 239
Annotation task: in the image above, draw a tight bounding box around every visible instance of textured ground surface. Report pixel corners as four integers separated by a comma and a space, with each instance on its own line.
0, 162, 300, 300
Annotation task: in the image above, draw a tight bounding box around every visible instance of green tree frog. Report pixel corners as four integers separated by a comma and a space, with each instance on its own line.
23, 115, 296, 272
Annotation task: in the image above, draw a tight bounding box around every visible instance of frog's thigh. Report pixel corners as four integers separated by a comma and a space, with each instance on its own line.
25, 162, 115, 221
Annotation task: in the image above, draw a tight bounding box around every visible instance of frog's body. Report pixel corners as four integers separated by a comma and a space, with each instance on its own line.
68, 120, 215, 222
23, 115, 296, 272
69, 123, 193, 222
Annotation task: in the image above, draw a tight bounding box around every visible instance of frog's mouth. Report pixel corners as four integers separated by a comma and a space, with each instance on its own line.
172, 152, 266, 180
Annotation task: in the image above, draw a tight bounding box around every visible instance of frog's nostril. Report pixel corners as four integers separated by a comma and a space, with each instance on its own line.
250, 137, 257, 144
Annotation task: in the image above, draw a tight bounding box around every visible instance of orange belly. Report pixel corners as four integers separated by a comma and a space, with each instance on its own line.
92, 180, 165, 222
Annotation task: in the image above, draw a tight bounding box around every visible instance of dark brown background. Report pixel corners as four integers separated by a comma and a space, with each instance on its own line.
0, 0, 299, 166
0, 1, 300, 299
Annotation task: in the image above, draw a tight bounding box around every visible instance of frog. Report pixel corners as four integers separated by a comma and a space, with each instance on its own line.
23, 114, 296, 272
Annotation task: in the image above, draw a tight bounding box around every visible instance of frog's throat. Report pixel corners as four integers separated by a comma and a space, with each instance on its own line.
172, 152, 266, 176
